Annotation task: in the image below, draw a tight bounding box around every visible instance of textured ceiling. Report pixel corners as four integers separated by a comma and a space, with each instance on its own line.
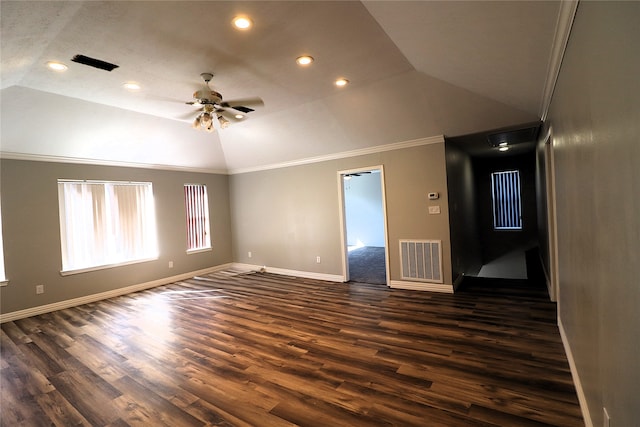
0, 1, 561, 173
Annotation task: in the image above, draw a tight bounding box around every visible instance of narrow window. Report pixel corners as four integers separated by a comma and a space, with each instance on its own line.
491, 170, 523, 230
58, 180, 158, 273
184, 184, 211, 252
0, 201, 6, 283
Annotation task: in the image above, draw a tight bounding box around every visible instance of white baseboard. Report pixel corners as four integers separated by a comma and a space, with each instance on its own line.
231, 263, 345, 283
558, 316, 593, 427
1, 264, 451, 323
389, 280, 454, 293
0, 263, 233, 323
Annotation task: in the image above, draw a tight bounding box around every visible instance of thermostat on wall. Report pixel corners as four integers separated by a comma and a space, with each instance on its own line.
428, 192, 439, 200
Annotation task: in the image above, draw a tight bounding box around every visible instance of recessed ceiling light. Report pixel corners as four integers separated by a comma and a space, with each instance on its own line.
498, 142, 508, 147
46, 61, 68, 71
232, 16, 253, 30
499, 146, 510, 152
335, 78, 349, 87
234, 114, 244, 119
123, 82, 141, 91
296, 56, 314, 66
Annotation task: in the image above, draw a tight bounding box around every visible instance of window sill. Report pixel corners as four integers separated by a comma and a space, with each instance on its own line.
0, 280, 8, 287
186, 247, 212, 255
60, 257, 158, 276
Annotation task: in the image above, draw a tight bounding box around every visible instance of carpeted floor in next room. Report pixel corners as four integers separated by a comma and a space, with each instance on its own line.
348, 246, 386, 285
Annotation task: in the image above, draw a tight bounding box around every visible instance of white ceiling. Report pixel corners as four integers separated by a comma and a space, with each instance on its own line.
1, 1, 562, 173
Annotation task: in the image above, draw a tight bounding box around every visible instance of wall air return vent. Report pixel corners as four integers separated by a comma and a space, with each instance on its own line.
71, 54, 119, 71
400, 240, 443, 283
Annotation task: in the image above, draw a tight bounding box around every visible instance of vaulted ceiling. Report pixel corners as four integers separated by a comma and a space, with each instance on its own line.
1, 1, 564, 173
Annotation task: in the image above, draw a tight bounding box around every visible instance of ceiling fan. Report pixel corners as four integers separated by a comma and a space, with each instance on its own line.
184, 73, 263, 132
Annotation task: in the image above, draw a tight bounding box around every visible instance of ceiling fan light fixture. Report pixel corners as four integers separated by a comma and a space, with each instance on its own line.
296, 55, 314, 66
46, 61, 68, 71
193, 115, 202, 129
232, 16, 253, 30
185, 72, 262, 132
219, 116, 230, 129
335, 78, 349, 87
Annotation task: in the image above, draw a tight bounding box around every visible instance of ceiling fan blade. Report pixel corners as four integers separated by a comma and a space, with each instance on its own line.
177, 109, 201, 120
221, 97, 264, 109
221, 105, 254, 115
217, 109, 244, 122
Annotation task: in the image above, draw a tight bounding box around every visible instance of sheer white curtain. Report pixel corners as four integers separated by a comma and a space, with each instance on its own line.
58, 181, 158, 273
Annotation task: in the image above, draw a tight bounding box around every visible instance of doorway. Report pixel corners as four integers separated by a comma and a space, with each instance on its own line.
472, 151, 543, 283
338, 166, 389, 285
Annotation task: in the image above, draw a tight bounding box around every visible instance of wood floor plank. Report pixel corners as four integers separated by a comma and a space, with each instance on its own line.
1, 271, 583, 426
34, 389, 91, 427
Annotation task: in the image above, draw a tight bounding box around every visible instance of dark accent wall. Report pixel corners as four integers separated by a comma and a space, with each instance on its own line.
472, 151, 539, 264
445, 141, 482, 282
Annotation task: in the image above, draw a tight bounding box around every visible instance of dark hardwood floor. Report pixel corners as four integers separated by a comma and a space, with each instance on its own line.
1, 270, 583, 426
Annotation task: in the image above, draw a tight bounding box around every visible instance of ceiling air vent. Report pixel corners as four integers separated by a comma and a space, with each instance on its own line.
487, 125, 540, 148
71, 54, 119, 72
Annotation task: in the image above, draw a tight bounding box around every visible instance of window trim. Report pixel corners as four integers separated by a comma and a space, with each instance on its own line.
59, 257, 157, 276
0, 200, 6, 285
491, 169, 523, 231
58, 179, 159, 274
184, 183, 212, 253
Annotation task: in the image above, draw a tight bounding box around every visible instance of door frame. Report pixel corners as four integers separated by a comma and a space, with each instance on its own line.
544, 128, 560, 302
337, 165, 390, 285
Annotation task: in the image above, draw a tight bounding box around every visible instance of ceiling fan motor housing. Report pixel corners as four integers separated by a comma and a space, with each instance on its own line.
193, 89, 223, 104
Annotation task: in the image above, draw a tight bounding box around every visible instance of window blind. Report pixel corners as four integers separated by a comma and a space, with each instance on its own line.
58, 180, 158, 273
184, 184, 211, 251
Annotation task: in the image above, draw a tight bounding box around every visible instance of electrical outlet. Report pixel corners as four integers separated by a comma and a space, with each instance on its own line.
168, 261, 174, 268
248, 251, 252, 258
316, 256, 321, 263
428, 205, 441, 214
36, 285, 44, 294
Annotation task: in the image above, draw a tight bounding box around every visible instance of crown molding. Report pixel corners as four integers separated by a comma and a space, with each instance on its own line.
228, 135, 445, 175
0, 151, 228, 175
539, 0, 579, 121
1, 134, 444, 176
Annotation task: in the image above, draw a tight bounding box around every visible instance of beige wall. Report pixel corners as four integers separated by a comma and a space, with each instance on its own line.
1, 140, 452, 316
229, 141, 453, 285
544, 2, 640, 425
0, 159, 233, 315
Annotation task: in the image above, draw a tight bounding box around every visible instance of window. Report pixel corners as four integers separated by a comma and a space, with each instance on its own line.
58, 180, 158, 274
491, 170, 523, 230
0, 201, 6, 283
184, 184, 211, 252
